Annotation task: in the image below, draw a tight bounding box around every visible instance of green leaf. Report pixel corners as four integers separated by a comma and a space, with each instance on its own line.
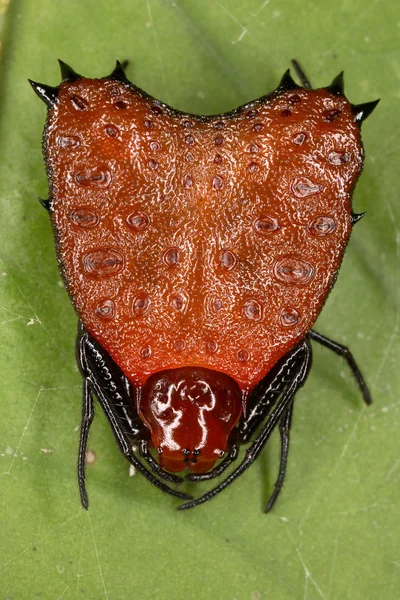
0, 1, 398, 598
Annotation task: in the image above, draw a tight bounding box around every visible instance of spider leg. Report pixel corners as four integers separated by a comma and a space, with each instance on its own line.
77, 378, 95, 509
291, 59, 312, 89
308, 329, 372, 405
238, 338, 312, 444
76, 322, 144, 438
139, 440, 184, 484
178, 338, 312, 510
76, 324, 190, 504
89, 379, 191, 500
186, 340, 312, 484
78, 325, 185, 485
264, 399, 294, 513
185, 445, 240, 482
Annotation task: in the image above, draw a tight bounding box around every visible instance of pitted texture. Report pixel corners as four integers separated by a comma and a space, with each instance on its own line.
44, 77, 363, 389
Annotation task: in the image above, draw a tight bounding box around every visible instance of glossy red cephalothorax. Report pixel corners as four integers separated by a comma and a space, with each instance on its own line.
30, 60, 377, 511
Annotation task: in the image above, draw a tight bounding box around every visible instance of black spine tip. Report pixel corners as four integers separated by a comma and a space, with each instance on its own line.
38, 197, 53, 212
58, 59, 82, 83
351, 99, 380, 125
277, 69, 300, 93
326, 71, 344, 96
352, 211, 367, 225
108, 60, 129, 83
29, 80, 58, 107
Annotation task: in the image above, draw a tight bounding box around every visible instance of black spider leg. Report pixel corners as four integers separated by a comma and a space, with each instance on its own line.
264, 399, 294, 513
186, 445, 240, 482
291, 59, 312, 89
76, 321, 143, 445
138, 439, 183, 484
238, 344, 311, 512
77, 378, 94, 509
76, 325, 191, 507
185, 338, 308, 484
178, 338, 312, 510
264, 328, 372, 512
308, 329, 372, 405
78, 324, 184, 486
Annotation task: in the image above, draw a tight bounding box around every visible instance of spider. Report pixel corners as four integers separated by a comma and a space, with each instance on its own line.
30, 59, 376, 511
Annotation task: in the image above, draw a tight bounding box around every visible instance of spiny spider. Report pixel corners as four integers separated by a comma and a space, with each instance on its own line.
30, 59, 376, 511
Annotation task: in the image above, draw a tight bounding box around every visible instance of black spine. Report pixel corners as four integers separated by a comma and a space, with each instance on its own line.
277, 69, 300, 93
29, 80, 59, 107
351, 211, 367, 225
58, 59, 82, 83
326, 71, 344, 96
107, 60, 129, 83
351, 99, 380, 125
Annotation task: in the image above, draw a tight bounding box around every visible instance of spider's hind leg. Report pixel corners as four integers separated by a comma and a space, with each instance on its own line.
309, 329, 372, 405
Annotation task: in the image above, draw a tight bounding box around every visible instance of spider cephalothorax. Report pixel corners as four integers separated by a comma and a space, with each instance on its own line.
31, 59, 376, 511
139, 367, 243, 473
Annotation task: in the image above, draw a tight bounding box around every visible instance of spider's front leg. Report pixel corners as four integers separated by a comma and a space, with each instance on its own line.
75, 322, 191, 508
238, 338, 311, 512
179, 338, 313, 510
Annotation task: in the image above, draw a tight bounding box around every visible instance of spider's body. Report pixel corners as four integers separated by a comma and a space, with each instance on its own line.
31, 61, 376, 510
